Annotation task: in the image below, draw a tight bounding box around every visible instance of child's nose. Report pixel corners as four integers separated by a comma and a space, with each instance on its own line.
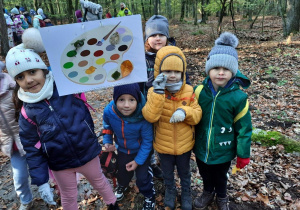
25, 76, 33, 83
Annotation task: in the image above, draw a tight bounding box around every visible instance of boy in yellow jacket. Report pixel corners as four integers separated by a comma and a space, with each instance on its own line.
142, 46, 202, 210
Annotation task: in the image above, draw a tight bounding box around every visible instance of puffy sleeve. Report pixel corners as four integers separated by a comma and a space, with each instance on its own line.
179, 93, 202, 125
19, 114, 49, 186
233, 97, 252, 158
142, 87, 165, 123
102, 103, 114, 145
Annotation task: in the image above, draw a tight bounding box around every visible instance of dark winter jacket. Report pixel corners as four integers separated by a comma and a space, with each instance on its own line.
19, 84, 101, 186
102, 94, 153, 165
193, 72, 252, 165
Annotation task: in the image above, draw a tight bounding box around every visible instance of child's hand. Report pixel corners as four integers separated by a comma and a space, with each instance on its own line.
126, 160, 138, 171
236, 157, 250, 169
104, 143, 116, 152
153, 73, 167, 94
38, 183, 56, 205
170, 109, 186, 123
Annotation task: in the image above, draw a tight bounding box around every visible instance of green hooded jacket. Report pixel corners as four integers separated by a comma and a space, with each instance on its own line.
193, 71, 252, 164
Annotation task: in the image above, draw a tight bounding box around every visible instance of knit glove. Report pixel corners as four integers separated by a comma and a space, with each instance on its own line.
170, 109, 186, 123
38, 183, 56, 205
236, 157, 250, 169
152, 73, 167, 94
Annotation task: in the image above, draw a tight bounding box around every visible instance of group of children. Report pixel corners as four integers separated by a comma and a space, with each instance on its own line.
0, 14, 252, 210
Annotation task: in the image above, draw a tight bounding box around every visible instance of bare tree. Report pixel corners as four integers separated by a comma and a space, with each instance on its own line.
217, 0, 227, 34
180, 0, 186, 21
0, 0, 9, 56
286, 0, 300, 35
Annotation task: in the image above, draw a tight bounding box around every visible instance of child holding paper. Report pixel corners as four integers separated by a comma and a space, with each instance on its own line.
6, 28, 118, 210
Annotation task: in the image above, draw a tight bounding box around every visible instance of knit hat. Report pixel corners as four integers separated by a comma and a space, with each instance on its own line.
19, 7, 25, 12
10, 7, 19, 15
145, 15, 169, 42
154, 46, 186, 76
5, 28, 47, 78
29, 9, 36, 16
205, 32, 239, 76
113, 83, 141, 103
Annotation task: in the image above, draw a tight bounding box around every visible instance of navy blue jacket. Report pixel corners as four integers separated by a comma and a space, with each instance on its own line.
19, 85, 101, 186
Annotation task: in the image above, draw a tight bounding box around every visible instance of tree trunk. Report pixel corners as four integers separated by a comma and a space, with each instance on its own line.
153, 0, 159, 15
180, 0, 185, 21
141, 0, 146, 21
65, 0, 73, 23
286, 0, 300, 35
112, 0, 117, 17
217, 0, 227, 34
194, 0, 198, 25
48, 0, 57, 25
0, 0, 9, 56
201, 0, 209, 24
229, 0, 236, 33
166, 0, 172, 19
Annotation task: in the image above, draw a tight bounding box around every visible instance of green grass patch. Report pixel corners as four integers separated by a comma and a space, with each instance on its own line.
191, 30, 204, 36
252, 128, 300, 153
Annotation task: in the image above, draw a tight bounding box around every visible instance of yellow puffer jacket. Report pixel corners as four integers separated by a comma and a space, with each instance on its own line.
142, 46, 202, 155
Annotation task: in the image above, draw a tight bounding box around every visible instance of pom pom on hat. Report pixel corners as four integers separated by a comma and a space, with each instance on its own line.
5, 28, 47, 78
205, 32, 239, 76
113, 83, 141, 103
145, 15, 169, 42
11, 7, 19, 15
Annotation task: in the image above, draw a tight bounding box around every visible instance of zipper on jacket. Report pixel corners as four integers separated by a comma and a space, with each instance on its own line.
44, 143, 49, 157
205, 91, 221, 162
45, 100, 53, 111
84, 120, 94, 135
173, 97, 177, 155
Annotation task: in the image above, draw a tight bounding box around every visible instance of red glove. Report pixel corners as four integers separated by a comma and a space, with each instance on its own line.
236, 157, 250, 169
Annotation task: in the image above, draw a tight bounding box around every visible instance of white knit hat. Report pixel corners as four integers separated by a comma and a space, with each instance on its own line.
5, 28, 47, 78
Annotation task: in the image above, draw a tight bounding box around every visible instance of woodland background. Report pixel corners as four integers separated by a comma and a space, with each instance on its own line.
0, 0, 300, 209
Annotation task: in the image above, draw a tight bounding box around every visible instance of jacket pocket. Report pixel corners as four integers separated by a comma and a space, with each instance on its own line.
214, 133, 235, 152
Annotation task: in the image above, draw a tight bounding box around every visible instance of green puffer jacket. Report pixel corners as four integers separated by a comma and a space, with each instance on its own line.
193, 72, 252, 165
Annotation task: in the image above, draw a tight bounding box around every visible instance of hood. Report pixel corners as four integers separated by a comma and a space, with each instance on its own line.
0, 73, 16, 96
154, 46, 187, 88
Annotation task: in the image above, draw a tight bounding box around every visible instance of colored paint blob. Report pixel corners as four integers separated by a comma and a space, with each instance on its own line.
116, 28, 126, 34
106, 45, 115, 51
122, 35, 132, 42
67, 50, 77, 57
80, 50, 90, 57
110, 54, 120, 60
63, 62, 74, 69
87, 38, 97, 45
68, 71, 78, 78
85, 66, 96, 74
94, 50, 104, 57
118, 45, 128, 51
78, 60, 88, 67
96, 58, 106, 65
79, 76, 89, 83
94, 74, 104, 80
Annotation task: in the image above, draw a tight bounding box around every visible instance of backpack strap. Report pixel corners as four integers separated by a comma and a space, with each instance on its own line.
21, 106, 41, 149
74, 93, 96, 112
194, 85, 204, 101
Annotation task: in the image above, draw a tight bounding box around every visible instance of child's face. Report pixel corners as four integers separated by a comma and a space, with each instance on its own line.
209, 67, 233, 90
116, 94, 137, 116
148, 34, 167, 51
15, 69, 46, 93
163, 70, 182, 83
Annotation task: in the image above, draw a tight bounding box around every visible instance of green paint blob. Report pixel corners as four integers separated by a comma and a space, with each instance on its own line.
111, 71, 121, 80
63, 62, 74, 69
67, 50, 77, 57
79, 76, 89, 83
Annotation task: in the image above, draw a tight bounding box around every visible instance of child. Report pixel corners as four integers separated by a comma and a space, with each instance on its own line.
102, 83, 155, 210
10, 7, 24, 45
193, 32, 252, 210
0, 62, 34, 210
142, 46, 202, 210
75, 9, 83, 22
141, 15, 191, 179
5, 28, 118, 210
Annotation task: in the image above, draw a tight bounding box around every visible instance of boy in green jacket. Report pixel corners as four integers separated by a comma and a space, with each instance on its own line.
193, 32, 252, 210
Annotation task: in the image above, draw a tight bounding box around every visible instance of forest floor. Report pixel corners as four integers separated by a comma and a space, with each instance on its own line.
0, 15, 299, 210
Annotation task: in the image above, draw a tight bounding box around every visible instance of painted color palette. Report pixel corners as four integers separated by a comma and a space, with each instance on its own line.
61, 23, 133, 85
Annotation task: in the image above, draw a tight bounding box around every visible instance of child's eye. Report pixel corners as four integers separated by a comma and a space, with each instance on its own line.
130, 99, 136, 102
15, 75, 24, 80
30, 70, 36, 74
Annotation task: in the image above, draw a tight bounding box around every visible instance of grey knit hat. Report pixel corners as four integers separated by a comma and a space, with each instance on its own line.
205, 32, 239, 76
145, 15, 169, 42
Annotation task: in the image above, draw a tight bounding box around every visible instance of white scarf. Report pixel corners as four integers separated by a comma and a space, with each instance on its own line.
165, 81, 183, 94
18, 71, 54, 103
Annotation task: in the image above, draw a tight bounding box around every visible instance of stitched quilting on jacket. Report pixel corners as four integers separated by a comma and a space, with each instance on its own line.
142, 47, 202, 155
193, 71, 252, 165
19, 84, 101, 186
102, 94, 153, 165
